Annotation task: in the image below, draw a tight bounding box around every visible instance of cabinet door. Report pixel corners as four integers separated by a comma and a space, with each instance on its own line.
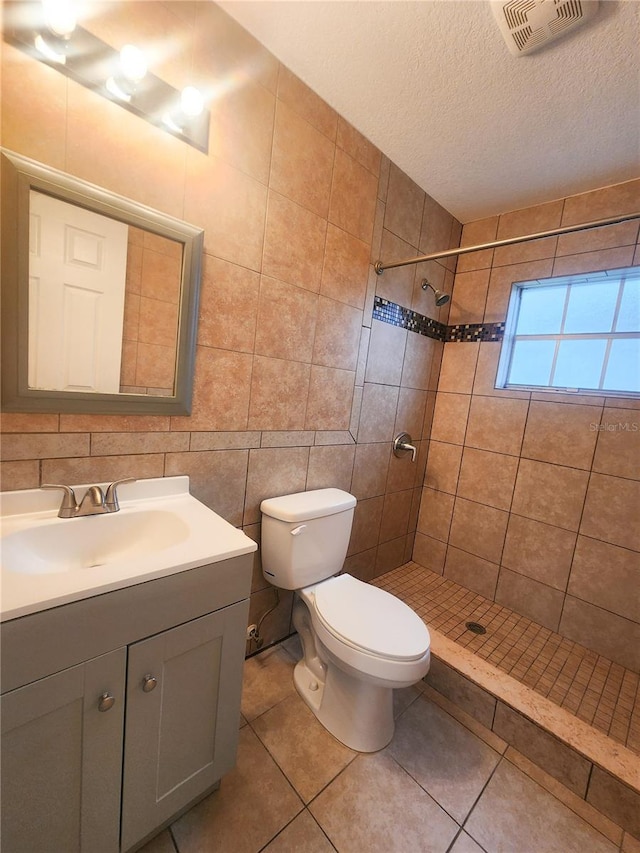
0, 648, 126, 853
120, 598, 249, 851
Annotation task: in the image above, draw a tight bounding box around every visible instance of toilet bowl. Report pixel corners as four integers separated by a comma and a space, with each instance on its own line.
260, 489, 430, 752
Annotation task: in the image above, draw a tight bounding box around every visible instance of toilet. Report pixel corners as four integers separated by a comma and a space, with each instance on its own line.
260, 488, 431, 752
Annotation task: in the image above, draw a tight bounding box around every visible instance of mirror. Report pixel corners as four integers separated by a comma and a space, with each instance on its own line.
1, 149, 203, 414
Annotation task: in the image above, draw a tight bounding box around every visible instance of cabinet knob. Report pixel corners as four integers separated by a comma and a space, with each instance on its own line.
98, 692, 115, 712
142, 674, 158, 693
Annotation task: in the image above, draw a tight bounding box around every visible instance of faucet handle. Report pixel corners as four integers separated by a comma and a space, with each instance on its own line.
105, 478, 136, 511
42, 484, 78, 518
393, 432, 417, 463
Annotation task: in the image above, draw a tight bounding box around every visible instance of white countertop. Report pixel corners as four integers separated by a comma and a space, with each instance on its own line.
0, 476, 257, 622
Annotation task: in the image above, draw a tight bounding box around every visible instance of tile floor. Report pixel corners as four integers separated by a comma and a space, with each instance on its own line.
140, 638, 637, 853
376, 563, 640, 756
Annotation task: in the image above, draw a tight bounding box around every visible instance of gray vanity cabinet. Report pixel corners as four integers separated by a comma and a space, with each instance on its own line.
0, 554, 253, 853
0, 648, 126, 853
120, 601, 247, 851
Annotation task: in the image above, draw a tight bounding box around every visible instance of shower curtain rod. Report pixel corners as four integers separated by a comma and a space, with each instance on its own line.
373, 211, 640, 275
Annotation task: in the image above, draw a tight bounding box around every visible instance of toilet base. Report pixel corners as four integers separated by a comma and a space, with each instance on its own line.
294, 658, 395, 752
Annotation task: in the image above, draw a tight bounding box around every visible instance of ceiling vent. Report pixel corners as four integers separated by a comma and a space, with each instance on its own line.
491, 0, 599, 55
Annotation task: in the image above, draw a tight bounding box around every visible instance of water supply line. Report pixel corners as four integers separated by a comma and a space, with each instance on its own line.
374, 211, 640, 275
247, 588, 280, 650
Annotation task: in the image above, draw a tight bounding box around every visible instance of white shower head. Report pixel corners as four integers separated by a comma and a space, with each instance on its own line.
491, 0, 599, 56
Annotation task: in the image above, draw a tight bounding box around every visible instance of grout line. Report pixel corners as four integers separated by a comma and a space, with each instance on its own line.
458, 751, 503, 836
307, 809, 340, 852
168, 824, 180, 852
303, 752, 359, 807
585, 761, 595, 800
444, 828, 466, 853
255, 805, 306, 853
383, 747, 466, 829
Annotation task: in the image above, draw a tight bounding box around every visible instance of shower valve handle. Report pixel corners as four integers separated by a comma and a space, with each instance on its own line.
393, 432, 417, 462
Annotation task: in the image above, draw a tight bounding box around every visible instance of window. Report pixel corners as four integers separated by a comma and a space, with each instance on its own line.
497, 267, 640, 396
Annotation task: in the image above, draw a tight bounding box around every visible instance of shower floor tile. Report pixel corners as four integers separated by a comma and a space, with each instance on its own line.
374, 562, 640, 757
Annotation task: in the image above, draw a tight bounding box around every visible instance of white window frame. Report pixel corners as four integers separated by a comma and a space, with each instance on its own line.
496, 266, 640, 398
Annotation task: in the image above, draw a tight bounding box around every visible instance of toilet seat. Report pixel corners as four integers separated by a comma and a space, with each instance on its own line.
310, 574, 430, 662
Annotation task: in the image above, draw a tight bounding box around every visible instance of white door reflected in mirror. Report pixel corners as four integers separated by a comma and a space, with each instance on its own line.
29, 191, 128, 393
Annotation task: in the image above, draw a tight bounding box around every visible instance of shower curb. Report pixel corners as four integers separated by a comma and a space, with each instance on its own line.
424, 629, 640, 838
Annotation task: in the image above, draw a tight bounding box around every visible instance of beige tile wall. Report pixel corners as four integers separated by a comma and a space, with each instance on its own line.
120, 227, 181, 395
0, 1, 459, 650
416, 179, 640, 672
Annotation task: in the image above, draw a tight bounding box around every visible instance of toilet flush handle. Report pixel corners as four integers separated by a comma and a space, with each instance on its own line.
291, 524, 307, 536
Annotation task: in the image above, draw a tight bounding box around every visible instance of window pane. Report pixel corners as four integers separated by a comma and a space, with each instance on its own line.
615, 277, 640, 333
563, 281, 618, 334
516, 285, 566, 335
603, 339, 640, 393
552, 339, 607, 390
508, 339, 555, 386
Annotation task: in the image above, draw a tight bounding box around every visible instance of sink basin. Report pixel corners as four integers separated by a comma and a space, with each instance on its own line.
1, 476, 257, 621
2, 508, 190, 575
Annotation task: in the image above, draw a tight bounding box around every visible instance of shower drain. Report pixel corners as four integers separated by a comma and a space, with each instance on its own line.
465, 621, 487, 635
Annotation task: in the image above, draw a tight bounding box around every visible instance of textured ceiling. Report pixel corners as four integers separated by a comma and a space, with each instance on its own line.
219, 1, 640, 223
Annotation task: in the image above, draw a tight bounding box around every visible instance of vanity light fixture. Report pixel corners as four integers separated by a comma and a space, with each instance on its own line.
4, 0, 210, 152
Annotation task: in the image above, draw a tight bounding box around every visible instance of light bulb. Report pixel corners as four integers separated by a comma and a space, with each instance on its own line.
41, 0, 76, 37
163, 87, 205, 134
180, 86, 204, 118
119, 44, 147, 83
106, 44, 147, 103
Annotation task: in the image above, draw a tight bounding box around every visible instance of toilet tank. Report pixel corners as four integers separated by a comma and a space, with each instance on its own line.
260, 489, 356, 590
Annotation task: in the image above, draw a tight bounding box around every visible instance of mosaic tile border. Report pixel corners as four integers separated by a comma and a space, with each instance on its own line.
373, 296, 505, 343
447, 322, 506, 342
373, 296, 447, 341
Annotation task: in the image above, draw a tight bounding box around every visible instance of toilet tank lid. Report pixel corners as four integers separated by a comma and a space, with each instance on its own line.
260, 488, 356, 522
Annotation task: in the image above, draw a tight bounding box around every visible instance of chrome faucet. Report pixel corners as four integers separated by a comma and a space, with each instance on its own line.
42, 478, 136, 518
